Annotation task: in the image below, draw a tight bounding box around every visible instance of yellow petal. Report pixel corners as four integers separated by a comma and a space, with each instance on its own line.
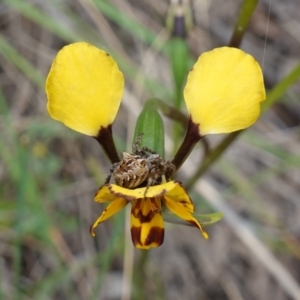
164, 181, 194, 213
107, 181, 178, 201
131, 198, 164, 249
90, 198, 128, 236
94, 184, 119, 203
184, 47, 266, 135
163, 196, 208, 239
46, 42, 124, 136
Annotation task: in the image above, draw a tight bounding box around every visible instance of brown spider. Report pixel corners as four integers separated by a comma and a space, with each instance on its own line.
105, 134, 176, 192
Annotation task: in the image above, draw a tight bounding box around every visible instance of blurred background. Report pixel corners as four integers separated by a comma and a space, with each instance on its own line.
1, 0, 300, 299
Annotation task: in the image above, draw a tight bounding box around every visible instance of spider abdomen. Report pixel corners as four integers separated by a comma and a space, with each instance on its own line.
113, 152, 149, 188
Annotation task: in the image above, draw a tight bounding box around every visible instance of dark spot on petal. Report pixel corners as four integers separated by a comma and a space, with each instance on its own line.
179, 200, 189, 205
106, 52, 110, 56
145, 226, 164, 247
131, 226, 164, 248
131, 203, 161, 223
188, 219, 199, 228
131, 226, 142, 246
109, 186, 135, 201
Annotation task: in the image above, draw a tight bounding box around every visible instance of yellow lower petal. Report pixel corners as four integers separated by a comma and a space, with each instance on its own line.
184, 47, 266, 135
130, 198, 164, 249
90, 198, 128, 236
164, 181, 194, 213
94, 184, 119, 203
46, 42, 124, 136
163, 196, 208, 239
108, 181, 178, 201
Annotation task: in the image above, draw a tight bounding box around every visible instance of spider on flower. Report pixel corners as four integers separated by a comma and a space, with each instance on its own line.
106, 134, 176, 191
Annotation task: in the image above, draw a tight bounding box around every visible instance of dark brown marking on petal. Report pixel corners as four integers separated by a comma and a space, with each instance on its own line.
106, 52, 110, 56
144, 188, 167, 199
108, 185, 136, 201
178, 200, 194, 211
187, 219, 199, 228
132, 206, 161, 223
150, 198, 160, 213
131, 226, 142, 247
144, 226, 164, 247
159, 189, 167, 197
173, 180, 182, 185
149, 188, 168, 199
131, 226, 164, 248
179, 200, 189, 205
131, 200, 141, 218
137, 209, 156, 223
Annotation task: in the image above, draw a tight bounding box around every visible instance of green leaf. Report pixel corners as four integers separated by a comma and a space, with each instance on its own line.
163, 211, 223, 227
133, 99, 165, 157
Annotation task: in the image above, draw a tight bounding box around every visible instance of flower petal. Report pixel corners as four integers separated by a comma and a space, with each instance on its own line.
90, 198, 128, 236
46, 42, 124, 136
184, 47, 266, 135
164, 181, 194, 212
163, 196, 208, 239
94, 184, 119, 203
107, 181, 178, 201
131, 198, 164, 249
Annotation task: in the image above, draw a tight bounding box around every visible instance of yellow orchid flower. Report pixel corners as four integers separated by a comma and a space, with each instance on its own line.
90, 181, 208, 249
46, 42, 265, 249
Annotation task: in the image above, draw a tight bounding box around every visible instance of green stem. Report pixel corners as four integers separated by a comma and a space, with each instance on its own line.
262, 62, 300, 112
168, 37, 189, 152
132, 250, 149, 300
172, 89, 184, 152
229, 0, 259, 48
185, 131, 241, 190
154, 98, 188, 127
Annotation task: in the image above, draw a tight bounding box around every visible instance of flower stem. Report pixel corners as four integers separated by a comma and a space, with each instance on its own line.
94, 125, 120, 163
185, 131, 241, 190
172, 118, 202, 170
132, 250, 149, 300
154, 98, 188, 127
261, 62, 300, 112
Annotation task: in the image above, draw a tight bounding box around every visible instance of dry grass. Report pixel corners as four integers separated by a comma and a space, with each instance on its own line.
0, 0, 300, 299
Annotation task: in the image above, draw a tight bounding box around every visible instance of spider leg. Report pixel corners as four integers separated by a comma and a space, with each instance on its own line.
143, 166, 162, 197
132, 133, 144, 154
105, 162, 119, 184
